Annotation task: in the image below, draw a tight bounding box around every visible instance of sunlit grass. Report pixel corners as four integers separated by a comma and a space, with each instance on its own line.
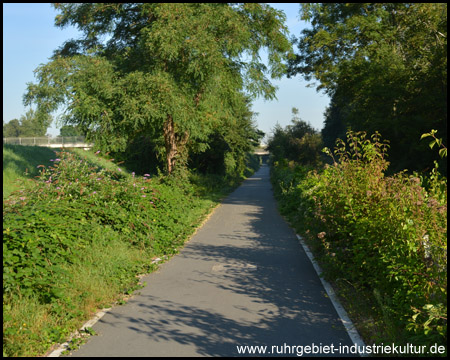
3, 232, 154, 357
3, 144, 59, 198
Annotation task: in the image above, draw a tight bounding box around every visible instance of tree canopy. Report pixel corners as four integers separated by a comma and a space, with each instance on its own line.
3, 109, 51, 137
267, 108, 323, 167
24, 3, 293, 174
288, 3, 447, 174
59, 124, 84, 137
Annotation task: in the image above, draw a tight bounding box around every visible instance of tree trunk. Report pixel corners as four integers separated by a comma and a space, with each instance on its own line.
163, 115, 189, 175
163, 115, 177, 174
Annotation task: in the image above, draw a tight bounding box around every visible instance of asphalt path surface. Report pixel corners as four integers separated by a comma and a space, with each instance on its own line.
66, 163, 355, 357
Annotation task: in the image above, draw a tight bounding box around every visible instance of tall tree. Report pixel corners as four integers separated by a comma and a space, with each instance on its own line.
288, 3, 447, 173
189, 94, 264, 176
18, 108, 51, 137
24, 3, 292, 174
3, 119, 21, 138
3, 109, 51, 137
320, 93, 346, 153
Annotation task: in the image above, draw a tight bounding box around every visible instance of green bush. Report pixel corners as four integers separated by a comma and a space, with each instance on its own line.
271, 130, 447, 347
3, 150, 210, 297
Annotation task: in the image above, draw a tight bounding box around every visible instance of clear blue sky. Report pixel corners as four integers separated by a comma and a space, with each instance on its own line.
3, 3, 330, 141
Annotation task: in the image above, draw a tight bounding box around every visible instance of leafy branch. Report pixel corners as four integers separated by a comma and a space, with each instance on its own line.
421, 130, 447, 158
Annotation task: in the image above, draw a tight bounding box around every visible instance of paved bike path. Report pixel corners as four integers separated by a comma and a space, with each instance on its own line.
66, 164, 355, 357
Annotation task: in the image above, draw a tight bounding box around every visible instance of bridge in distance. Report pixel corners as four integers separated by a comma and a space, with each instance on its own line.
4, 137, 269, 155
3, 136, 93, 149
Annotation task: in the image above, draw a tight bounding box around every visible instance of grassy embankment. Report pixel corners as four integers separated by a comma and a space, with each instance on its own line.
3, 144, 260, 357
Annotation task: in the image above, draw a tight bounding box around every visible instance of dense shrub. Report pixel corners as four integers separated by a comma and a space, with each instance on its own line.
3, 150, 210, 298
271, 131, 447, 346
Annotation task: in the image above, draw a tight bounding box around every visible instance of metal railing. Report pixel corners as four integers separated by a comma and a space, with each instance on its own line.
3, 136, 93, 148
